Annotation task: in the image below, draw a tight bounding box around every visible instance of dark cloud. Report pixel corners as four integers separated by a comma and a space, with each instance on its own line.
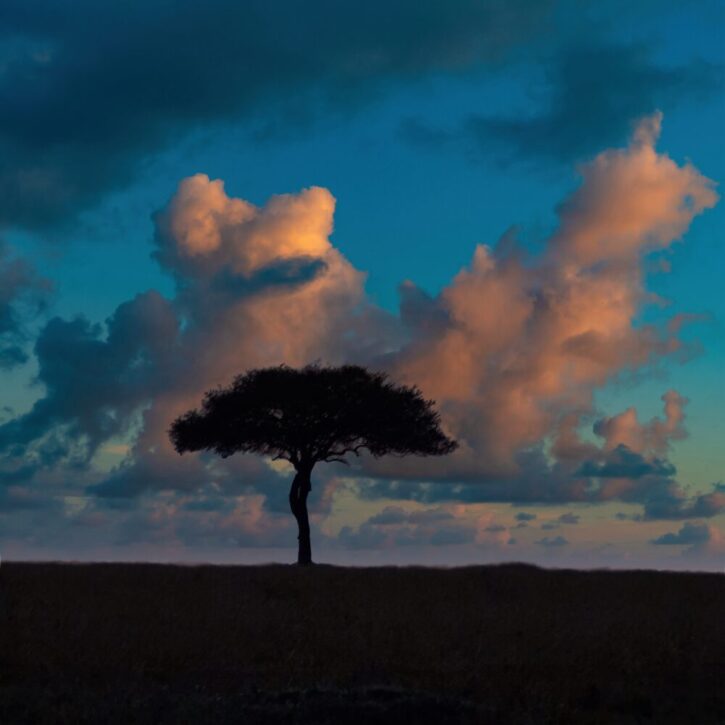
536, 535, 568, 547
576, 445, 676, 479
515, 511, 537, 521
0, 290, 182, 495
93, 447, 288, 503
347, 376, 720, 520
558, 512, 580, 525
652, 522, 712, 546
402, 42, 722, 165
0, 243, 51, 368
0, 291, 179, 461
639, 483, 725, 521
650, 522, 724, 559
351, 452, 725, 523
0, 0, 553, 229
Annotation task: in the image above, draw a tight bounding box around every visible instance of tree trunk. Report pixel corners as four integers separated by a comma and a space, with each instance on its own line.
289, 465, 313, 566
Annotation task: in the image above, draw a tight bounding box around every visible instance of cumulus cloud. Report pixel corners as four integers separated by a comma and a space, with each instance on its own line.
0, 0, 553, 229
0, 113, 721, 558
367, 113, 716, 487
96, 178, 396, 499
155, 176, 334, 275
0, 176, 398, 509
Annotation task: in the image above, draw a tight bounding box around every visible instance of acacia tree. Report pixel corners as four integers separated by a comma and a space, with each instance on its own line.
169, 364, 457, 565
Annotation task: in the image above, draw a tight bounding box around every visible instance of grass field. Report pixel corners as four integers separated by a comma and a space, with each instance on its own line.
1, 562, 724, 723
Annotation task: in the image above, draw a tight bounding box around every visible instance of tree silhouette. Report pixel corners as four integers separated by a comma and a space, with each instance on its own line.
169, 364, 457, 565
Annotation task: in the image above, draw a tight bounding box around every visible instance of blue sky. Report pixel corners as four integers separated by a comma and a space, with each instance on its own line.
0, 0, 723, 567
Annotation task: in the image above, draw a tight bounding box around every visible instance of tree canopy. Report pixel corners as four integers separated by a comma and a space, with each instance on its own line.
170, 364, 457, 564
170, 364, 457, 469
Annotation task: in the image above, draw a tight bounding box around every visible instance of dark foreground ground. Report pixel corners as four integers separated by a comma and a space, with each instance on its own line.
1, 563, 724, 724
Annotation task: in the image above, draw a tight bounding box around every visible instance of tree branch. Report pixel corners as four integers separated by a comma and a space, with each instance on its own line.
325, 443, 367, 459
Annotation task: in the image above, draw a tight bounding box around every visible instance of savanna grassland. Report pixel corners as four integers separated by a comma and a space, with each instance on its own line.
1, 562, 724, 723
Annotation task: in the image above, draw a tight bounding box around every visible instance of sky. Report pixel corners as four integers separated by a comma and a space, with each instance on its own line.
0, 0, 723, 570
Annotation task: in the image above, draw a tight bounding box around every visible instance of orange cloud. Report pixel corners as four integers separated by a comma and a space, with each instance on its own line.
549, 111, 717, 267
157, 174, 337, 275
382, 113, 717, 479
594, 390, 687, 455
93, 113, 720, 529
3, 113, 720, 534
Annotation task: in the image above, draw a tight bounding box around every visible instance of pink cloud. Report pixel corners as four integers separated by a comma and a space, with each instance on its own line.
594, 390, 687, 456
374, 113, 716, 481
1, 112, 721, 559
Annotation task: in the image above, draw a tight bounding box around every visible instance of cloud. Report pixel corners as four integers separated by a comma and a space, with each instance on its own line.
558, 512, 580, 525
0, 485, 295, 553
0, 242, 51, 369
355, 109, 724, 519
0, 291, 178, 467
576, 445, 676, 479
652, 522, 713, 546
537, 535, 569, 547
366, 113, 716, 489
0, 177, 399, 502
0, 0, 554, 230
639, 483, 725, 521
96, 180, 394, 498
0, 113, 721, 558
337, 504, 512, 549
336, 518, 471, 550
515, 512, 537, 521
651, 522, 724, 559
120, 493, 294, 549
403, 42, 722, 165
578, 390, 689, 473
154, 176, 336, 276
367, 506, 455, 526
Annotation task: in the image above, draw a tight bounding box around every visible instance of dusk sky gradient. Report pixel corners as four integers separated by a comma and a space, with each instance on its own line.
1, 0, 723, 569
